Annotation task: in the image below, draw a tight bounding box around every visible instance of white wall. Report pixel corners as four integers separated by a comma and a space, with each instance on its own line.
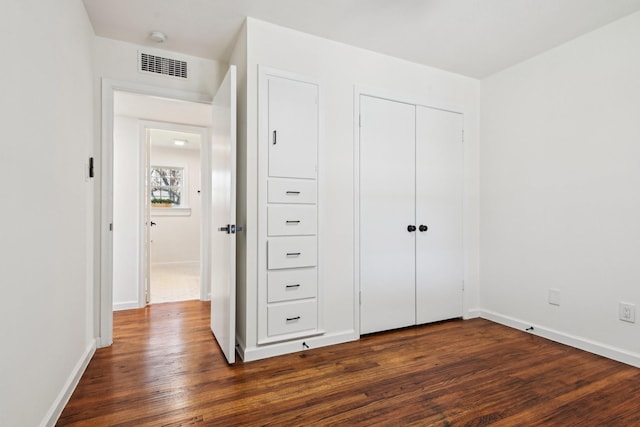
94, 37, 226, 95
0, 1, 96, 426
237, 18, 480, 356
480, 11, 640, 361
150, 145, 202, 264
112, 116, 141, 309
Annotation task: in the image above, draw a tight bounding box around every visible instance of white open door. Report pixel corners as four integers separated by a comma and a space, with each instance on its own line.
210, 65, 237, 364
143, 128, 151, 305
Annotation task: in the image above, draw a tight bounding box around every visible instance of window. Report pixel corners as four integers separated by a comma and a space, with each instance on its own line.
150, 166, 184, 207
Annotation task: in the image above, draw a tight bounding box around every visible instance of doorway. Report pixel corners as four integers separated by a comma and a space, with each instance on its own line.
147, 127, 203, 304
99, 75, 237, 354
111, 90, 212, 311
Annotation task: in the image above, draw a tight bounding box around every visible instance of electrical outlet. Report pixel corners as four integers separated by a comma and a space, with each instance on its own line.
619, 303, 636, 323
548, 288, 561, 306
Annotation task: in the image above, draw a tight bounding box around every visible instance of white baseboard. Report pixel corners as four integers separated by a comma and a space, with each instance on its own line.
151, 260, 199, 266
41, 339, 96, 427
464, 308, 482, 320
238, 330, 359, 362
476, 309, 640, 368
113, 300, 141, 311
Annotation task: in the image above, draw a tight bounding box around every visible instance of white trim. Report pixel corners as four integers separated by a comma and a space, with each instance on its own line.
151, 207, 192, 216
113, 301, 140, 311
352, 87, 362, 337
41, 340, 96, 427
151, 260, 200, 266
354, 84, 464, 116
477, 309, 640, 369
239, 330, 358, 362
463, 308, 482, 319
98, 78, 211, 348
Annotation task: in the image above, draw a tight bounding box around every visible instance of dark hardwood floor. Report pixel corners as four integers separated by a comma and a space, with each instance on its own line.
58, 301, 640, 426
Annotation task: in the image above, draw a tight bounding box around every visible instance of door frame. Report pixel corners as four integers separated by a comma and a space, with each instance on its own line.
353, 85, 465, 337
98, 79, 211, 347
139, 120, 210, 306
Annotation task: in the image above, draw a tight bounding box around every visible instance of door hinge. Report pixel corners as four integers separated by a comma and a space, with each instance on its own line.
359, 114, 361, 128
359, 291, 362, 305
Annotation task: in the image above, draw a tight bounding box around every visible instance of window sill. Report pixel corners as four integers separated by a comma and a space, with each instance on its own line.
151, 207, 191, 217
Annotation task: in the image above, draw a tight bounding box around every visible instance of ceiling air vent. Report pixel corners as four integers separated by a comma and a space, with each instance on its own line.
139, 51, 188, 79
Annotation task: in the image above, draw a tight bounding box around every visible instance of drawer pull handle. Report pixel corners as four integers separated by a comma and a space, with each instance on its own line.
286, 316, 301, 321
286, 252, 301, 256
286, 220, 300, 224
286, 284, 301, 288
286, 191, 300, 195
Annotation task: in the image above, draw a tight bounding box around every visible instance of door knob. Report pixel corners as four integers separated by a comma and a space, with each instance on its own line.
419, 225, 428, 232
150, 221, 156, 227
407, 225, 416, 232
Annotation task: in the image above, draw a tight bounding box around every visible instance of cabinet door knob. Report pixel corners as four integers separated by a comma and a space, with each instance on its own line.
419, 225, 428, 232
407, 225, 416, 232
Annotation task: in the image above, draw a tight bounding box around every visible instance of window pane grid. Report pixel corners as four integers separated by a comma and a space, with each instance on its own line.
150, 166, 184, 206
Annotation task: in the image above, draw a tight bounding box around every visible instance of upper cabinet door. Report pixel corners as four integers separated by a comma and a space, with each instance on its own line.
268, 78, 318, 179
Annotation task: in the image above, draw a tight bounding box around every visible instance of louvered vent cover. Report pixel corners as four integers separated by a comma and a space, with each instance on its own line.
140, 52, 188, 79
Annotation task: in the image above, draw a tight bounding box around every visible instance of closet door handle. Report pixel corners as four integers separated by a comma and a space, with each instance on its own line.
273, 130, 277, 145
419, 225, 428, 232
407, 225, 416, 232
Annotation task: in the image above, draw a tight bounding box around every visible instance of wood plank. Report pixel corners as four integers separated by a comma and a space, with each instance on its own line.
58, 301, 640, 426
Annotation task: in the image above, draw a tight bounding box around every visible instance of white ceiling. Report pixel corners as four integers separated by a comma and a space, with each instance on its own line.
83, 0, 640, 78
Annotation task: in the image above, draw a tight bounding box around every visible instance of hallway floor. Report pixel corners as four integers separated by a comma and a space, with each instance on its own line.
150, 261, 200, 303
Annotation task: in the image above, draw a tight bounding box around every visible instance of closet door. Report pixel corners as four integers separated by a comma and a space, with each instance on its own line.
360, 95, 416, 334
415, 106, 463, 324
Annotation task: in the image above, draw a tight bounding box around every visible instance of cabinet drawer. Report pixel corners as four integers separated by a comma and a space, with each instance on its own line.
268, 236, 317, 270
268, 179, 317, 204
268, 268, 317, 302
268, 300, 317, 336
268, 205, 317, 236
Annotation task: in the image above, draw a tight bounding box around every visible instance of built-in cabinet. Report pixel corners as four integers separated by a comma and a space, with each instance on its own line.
258, 67, 322, 344
359, 94, 464, 334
